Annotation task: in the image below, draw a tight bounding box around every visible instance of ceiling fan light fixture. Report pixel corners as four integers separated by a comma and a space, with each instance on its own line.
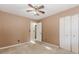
26, 4, 45, 16
33, 11, 37, 14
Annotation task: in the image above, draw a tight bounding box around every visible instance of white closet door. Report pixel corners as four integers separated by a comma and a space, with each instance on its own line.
59, 17, 65, 49
60, 16, 71, 51
71, 14, 79, 53
64, 16, 71, 51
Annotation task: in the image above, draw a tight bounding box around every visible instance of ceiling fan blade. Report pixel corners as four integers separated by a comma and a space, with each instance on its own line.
38, 5, 44, 9
26, 10, 33, 12
28, 4, 34, 8
39, 11, 45, 14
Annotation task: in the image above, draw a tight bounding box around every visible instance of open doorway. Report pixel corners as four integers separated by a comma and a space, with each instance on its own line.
30, 21, 42, 43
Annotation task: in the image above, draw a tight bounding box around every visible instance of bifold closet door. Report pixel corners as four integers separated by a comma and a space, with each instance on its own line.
60, 15, 79, 53
64, 16, 71, 51
60, 17, 65, 49
71, 14, 79, 53
60, 16, 71, 51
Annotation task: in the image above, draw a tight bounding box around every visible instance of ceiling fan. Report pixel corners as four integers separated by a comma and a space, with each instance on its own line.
26, 4, 45, 16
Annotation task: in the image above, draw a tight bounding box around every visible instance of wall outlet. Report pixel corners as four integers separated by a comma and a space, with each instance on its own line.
18, 40, 20, 43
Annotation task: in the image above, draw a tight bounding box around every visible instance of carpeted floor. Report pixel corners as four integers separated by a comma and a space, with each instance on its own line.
0, 42, 74, 54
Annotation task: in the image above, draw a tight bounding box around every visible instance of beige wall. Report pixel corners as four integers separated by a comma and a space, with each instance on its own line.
0, 11, 31, 48
41, 6, 79, 46
0, 5, 79, 48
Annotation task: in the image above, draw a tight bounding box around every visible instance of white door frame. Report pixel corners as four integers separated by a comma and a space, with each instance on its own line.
30, 21, 36, 42
36, 22, 42, 42
30, 21, 42, 42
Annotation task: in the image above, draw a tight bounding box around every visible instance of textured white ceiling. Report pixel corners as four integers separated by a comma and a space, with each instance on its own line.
0, 4, 78, 20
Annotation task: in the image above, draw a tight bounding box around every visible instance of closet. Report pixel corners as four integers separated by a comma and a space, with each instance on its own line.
59, 14, 79, 53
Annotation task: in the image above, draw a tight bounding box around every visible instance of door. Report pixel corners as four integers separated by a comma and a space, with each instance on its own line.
71, 14, 79, 53
30, 22, 42, 42
36, 22, 42, 42
59, 17, 65, 49
64, 16, 71, 51
30, 21, 36, 42
60, 16, 71, 51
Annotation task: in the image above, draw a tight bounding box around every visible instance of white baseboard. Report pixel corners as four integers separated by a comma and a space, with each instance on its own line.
0, 42, 29, 50
0, 41, 59, 50
42, 42, 59, 48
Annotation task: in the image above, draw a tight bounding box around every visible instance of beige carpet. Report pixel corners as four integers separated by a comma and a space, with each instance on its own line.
0, 42, 74, 54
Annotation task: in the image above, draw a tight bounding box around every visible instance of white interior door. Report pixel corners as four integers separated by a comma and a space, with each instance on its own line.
30, 22, 42, 42
36, 22, 42, 42
60, 16, 71, 51
30, 21, 36, 41
60, 15, 79, 53
71, 14, 79, 53
64, 16, 71, 51
59, 17, 65, 49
